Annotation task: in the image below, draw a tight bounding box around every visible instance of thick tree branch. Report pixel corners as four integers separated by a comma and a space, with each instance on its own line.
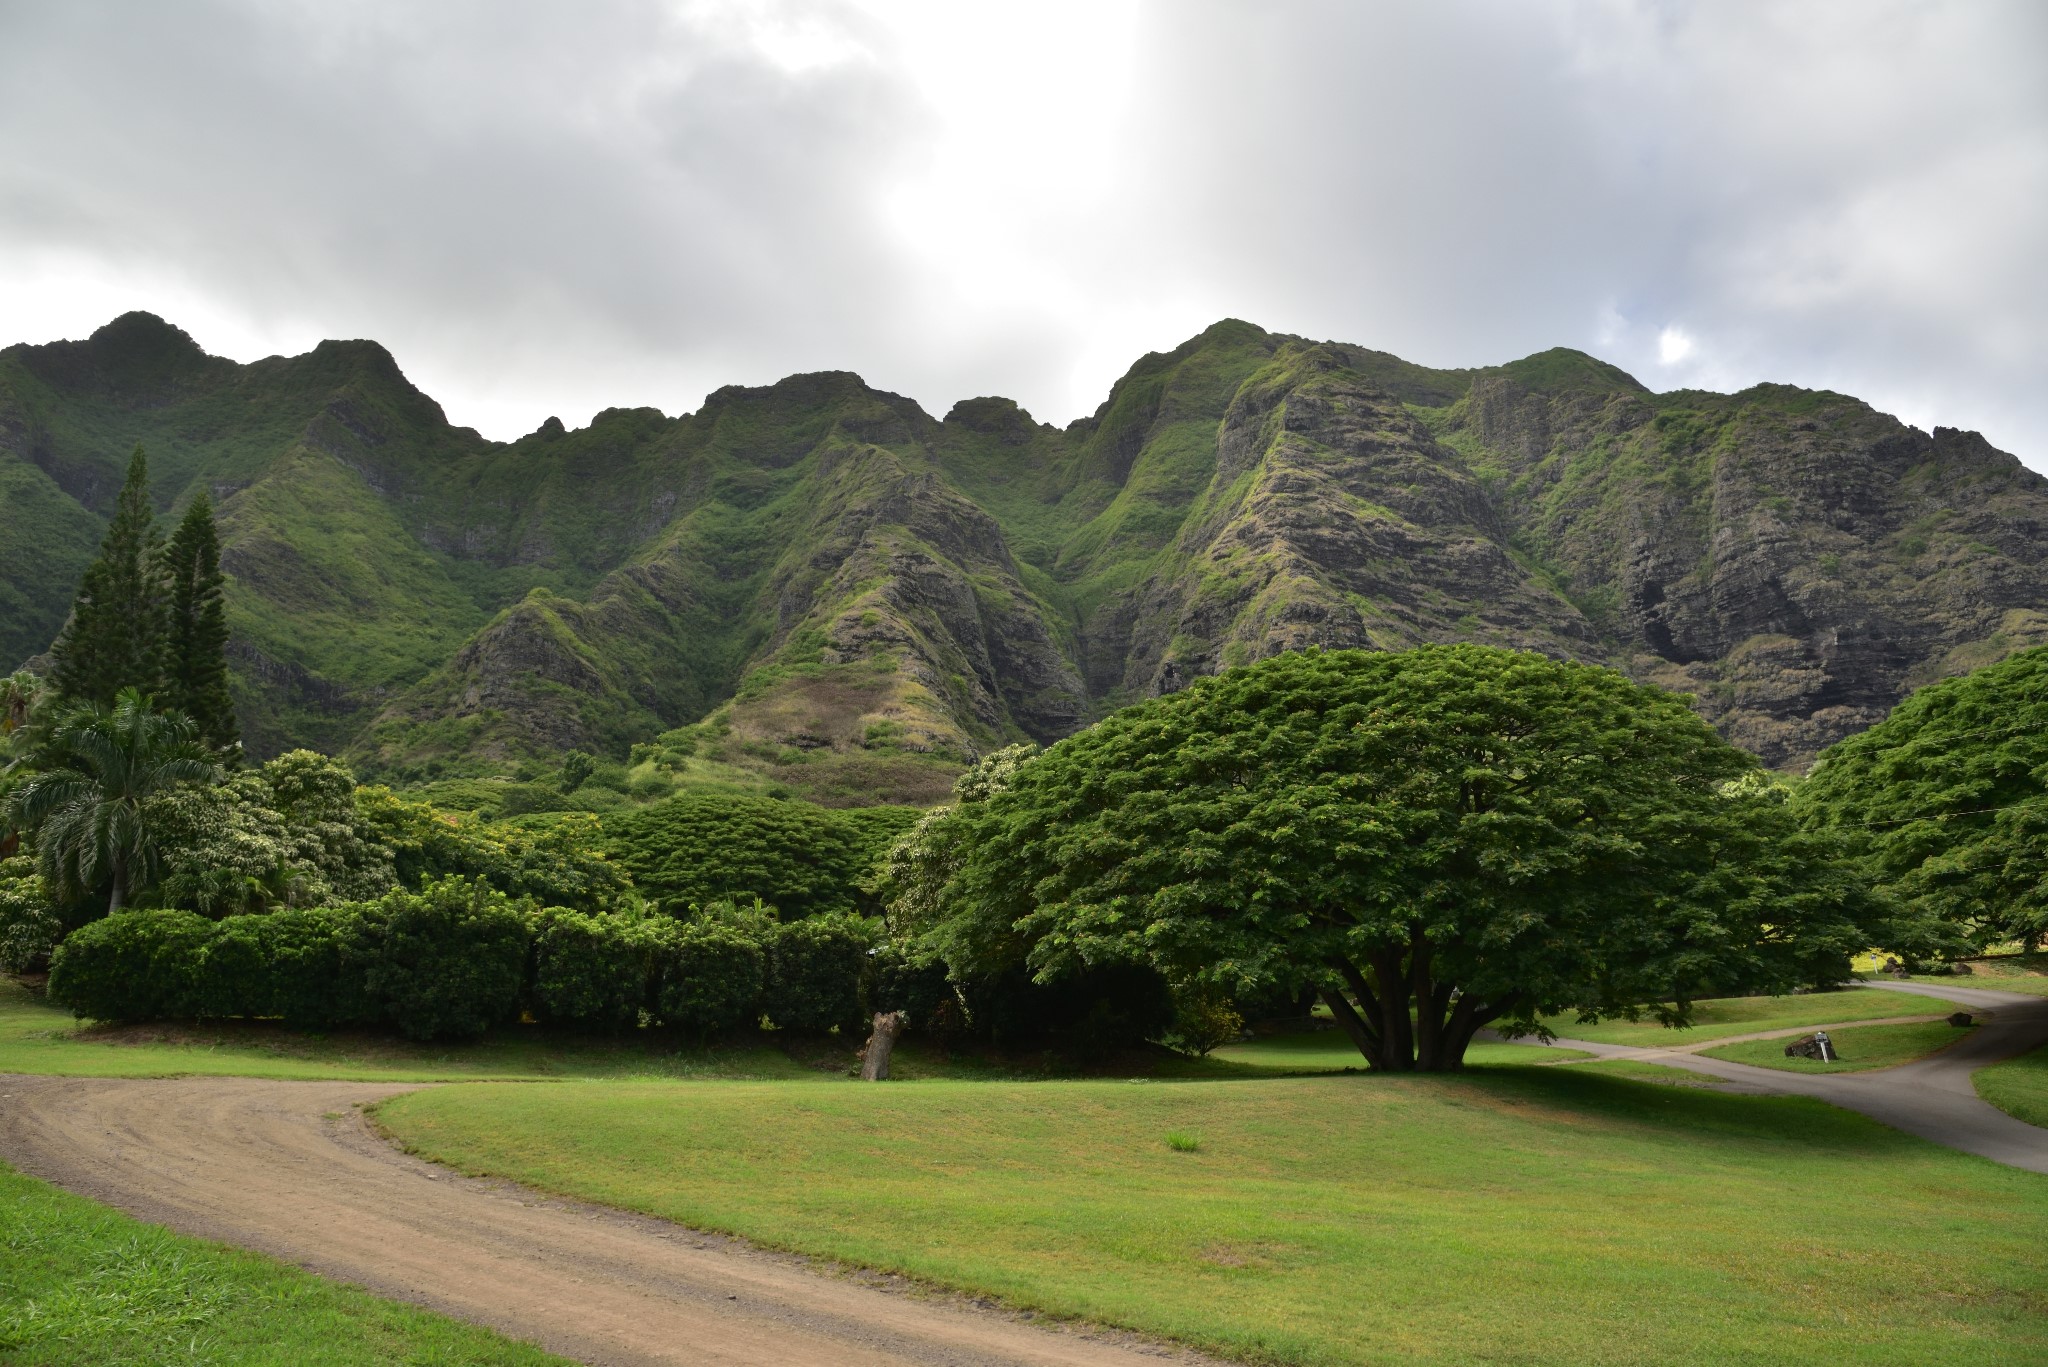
1319, 976, 1384, 1071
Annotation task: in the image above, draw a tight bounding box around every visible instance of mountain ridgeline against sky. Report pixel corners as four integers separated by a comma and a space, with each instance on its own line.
6, 312, 2047, 803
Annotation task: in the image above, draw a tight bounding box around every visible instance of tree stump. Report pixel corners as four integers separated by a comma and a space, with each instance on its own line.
860, 1010, 907, 1081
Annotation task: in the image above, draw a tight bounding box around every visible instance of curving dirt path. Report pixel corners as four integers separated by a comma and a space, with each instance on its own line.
1540, 980, 2048, 1174
0, 1074, 1217, 1367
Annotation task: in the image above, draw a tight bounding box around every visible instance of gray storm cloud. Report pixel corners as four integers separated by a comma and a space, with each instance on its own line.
0, 0, 2042, 466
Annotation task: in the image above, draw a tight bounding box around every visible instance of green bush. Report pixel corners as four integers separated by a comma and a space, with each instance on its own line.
48, 909, 215, 1023
766, 914, 874, 1033
0, 857, 61, 973
359, 878, 528, 1041
533, 909, 654, 1032
257, 904, 375, 1029
605, 795, 912, 918
190, 915, 268, 1020
652, 920, 764, 1038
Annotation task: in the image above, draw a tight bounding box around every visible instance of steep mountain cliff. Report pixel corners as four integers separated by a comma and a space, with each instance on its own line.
6, 312, 2045, 801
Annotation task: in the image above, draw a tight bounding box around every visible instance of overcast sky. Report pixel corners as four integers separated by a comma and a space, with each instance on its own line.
1, 0, 2043, 466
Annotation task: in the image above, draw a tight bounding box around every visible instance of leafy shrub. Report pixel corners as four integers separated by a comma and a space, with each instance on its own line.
358, 790, 630, 914
1167, 983, 1245, 1057
0, 858, 61, 973
652, 919, 765, 1038
533, 909, 654, 1031
48, 910, 215, 1023
605, 795, 910, 918
558, 751, 595, 795
190, 915, 268, 1020
359, 878, 528, 1041
766, 914, 875, 1033
257, 904, 375, 1029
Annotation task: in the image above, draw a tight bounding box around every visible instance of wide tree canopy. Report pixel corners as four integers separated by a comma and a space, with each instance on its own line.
1796, 644, 2048, 951
933, 645, 1882, 1071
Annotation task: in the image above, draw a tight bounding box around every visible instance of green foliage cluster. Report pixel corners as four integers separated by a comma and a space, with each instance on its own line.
149, 749, 395, 916
1797, 644, 2048, 952
0, 857, 60, 972
605, 793, 917, 918
356, 794, 629, 913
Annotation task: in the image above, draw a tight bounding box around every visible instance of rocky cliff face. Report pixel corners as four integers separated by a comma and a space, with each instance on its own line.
6, 312, 2047, 798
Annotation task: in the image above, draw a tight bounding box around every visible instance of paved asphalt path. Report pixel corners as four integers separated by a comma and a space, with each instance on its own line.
1540, 979, 2048, 1173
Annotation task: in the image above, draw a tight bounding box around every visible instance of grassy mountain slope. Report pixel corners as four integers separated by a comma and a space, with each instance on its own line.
8, 312, 2048, 799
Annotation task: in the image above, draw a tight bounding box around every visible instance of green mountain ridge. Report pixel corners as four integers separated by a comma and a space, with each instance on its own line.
7, 312, 2047, 803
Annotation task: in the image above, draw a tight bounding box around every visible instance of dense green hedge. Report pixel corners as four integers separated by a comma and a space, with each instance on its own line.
46, 883, 884, 1042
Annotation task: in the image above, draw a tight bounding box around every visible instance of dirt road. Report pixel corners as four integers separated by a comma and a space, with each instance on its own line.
0, 1074, 1214, 1367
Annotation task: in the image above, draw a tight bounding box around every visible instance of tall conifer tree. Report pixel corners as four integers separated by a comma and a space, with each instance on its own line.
50, 446, 165, 707
161, 491, 238, 752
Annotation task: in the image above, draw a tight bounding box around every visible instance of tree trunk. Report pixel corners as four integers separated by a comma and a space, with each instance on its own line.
1439, 994, 1517, 1070
1320, 985, 1384, 1070
1329, 957, 1389, 1070
1370, 946, 1414, 1071
859, 1011, 907, 1081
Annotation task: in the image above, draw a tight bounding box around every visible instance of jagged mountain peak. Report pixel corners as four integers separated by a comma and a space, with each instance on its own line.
6, 312, 2047, 800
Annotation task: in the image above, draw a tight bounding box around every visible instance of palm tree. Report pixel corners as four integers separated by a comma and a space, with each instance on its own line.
8, 689, 222, 917
0, 670, 39, 738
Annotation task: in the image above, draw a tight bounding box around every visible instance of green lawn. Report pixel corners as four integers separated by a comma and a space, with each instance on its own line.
1976, 1043, 2048, 1129
1910, 959, 2048, 997
1699, 1020, 1973, 1074
1532, 988, 1966, 1047
378, 1070, 2048, 1367
0, 1161, 561, 1366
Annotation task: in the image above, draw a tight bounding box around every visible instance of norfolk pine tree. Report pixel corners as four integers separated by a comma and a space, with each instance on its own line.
161, 491, 238, 752
50, 446, 165, 707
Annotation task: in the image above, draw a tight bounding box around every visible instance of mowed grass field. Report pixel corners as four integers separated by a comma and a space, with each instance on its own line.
1700, 1020, 1974, 1073
1532, 987, 1966, 1046
379, 1069, 2048, 1367
0, 1162, 561, 1366
1977, 1044, 2048, 1129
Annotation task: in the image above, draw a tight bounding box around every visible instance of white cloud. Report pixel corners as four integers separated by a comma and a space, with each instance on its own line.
0, 0, 2042, 466
1656, 327, 1695, 366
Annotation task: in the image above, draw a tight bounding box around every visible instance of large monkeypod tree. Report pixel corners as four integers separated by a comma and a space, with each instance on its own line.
945, 644, 1878, 1072
1795, 643, 2048, 952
